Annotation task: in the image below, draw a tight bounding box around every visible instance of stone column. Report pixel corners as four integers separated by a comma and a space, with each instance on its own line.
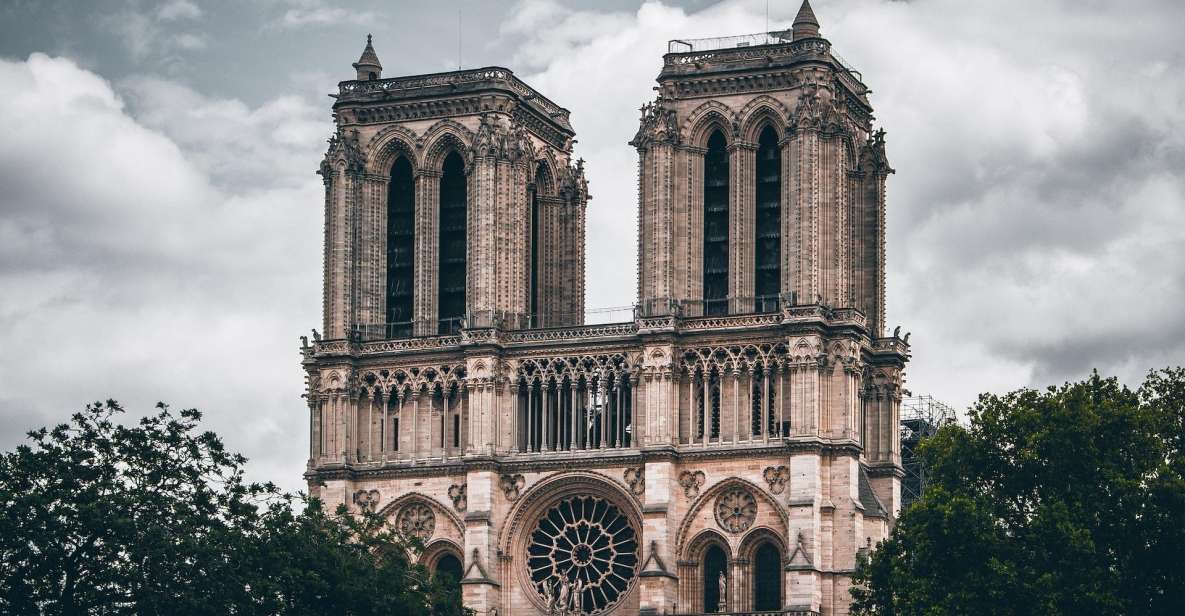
729, 142, 756, 313
413, 170, 441, 336
461, 469, 500, 615
637, 460, 677, 615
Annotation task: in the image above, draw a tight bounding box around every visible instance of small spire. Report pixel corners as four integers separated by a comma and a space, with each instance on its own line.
352, 33, 382, 80
792, 0, 821, 39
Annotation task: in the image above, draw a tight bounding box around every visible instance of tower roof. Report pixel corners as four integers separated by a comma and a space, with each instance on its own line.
353, 34, 382, 71
792, 0, 821, 39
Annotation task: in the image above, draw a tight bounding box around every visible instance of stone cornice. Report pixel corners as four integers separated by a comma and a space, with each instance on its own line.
335, 66, 571, 131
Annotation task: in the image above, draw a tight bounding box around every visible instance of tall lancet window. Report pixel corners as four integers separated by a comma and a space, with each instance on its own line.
386, 155, 415, 338
438, 151, 467, 334
754, 126, 782, 311
702, 130, 730, 316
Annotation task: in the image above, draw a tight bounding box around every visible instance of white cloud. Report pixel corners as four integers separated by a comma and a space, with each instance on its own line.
272, 2, 377, 30
0, 53, 328, 492
157, 0, 202, 21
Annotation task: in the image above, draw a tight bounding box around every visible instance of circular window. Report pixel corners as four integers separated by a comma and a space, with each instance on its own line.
714, 488, 757, 534
526, 495, 639, 614
396, 502, 435, 541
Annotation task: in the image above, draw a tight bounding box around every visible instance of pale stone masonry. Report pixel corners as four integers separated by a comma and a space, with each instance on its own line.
304, 2, 907, 615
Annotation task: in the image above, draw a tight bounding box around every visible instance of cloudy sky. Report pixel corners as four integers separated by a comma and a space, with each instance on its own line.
1, 0, 1182, 492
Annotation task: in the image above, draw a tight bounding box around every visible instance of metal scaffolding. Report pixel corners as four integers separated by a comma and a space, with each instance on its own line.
899, 395, 958, 510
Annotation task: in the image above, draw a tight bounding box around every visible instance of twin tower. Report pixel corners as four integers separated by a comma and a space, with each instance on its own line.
306, 2, 906, 615
319, 10, 891, 343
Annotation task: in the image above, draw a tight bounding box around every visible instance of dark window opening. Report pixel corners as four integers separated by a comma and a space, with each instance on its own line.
753, 542, 782, 611
755, 126, 782, 308
452, 414, 460, 448
438, 151, 467, 334
386, 156, 415, 338
703, 544, 728, 613
703, 130, 729, 316
434, 552, 463, 598
392, 417, 400, 451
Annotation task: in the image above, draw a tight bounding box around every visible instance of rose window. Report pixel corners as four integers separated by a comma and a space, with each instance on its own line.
526, 495, 639, 614
714, 488, 757, 533
396, 503, 435, 540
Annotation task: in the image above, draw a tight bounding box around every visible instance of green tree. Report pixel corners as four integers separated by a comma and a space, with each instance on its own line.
0, 400, 468, 616
851, 369, 1185, 616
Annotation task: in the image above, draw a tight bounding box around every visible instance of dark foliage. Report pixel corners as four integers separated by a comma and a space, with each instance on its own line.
0, 400, 468, 616
851, 369, 1185, 616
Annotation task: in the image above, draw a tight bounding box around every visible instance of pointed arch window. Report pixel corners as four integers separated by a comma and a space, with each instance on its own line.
702, 543, 728, 613
755, 125, 782, 311
530, 166, 546, 326
703, 130, 730, 316
438, 151, 467, 334
753, 541, 782, 610
386, 155, 415, 338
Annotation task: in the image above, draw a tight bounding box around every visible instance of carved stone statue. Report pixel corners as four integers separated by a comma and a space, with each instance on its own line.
571, 578, 584, 614
543, 580, 556, 614
717, 571, 728, 613
556, 576, 571, 615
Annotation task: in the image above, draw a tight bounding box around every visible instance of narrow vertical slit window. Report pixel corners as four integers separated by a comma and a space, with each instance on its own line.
438, 150, 467, 334
386, 155, 415, 338
703, 130, 730, 316
755, 125, 782, 311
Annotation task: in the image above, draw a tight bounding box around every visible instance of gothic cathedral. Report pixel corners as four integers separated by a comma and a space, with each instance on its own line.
303, 2, 907, 614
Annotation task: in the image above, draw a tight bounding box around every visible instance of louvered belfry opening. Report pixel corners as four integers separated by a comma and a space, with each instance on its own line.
702, 130, 730, 316
438, 151, 467, 334
754, 125, 782, 311
385, 155, 415, 338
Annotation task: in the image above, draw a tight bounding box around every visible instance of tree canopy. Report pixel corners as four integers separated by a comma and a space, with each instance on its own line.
851, 369, 1185, 616
0, 400, 468, 616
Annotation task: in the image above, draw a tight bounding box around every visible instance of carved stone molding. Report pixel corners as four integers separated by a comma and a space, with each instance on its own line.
500, 473, 526, 501
448, 483, 468, 512
678, 470, 706, 499
714, 487, 757, 533
763, 465, 790, 495
623, 467, 645, 496
352, 488, 380, 510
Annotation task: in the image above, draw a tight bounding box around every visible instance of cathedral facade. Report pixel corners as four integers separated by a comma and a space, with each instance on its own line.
303, 3, 907, 615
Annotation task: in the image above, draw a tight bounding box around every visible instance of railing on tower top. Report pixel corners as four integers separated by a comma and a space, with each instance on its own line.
668, 30, 795, 53
665, 29, 864, 85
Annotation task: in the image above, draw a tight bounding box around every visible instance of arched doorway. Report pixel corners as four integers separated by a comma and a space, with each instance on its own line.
752, 541, 782, 611
703, 543, 728, 613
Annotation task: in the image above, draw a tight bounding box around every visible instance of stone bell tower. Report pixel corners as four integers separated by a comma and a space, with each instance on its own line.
319, 37, 589, 340
633, 0, 892, 337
